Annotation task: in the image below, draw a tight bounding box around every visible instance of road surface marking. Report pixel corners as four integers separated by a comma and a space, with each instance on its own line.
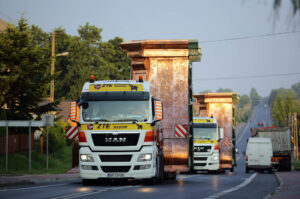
236, 122, 249, 144
0, 183, 69, 192
50, 185, 140, 199
203, 173, 257, 199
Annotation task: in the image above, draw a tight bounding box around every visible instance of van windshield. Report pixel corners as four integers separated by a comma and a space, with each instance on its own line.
82, 100, 149, 122
193, 127, 218, 140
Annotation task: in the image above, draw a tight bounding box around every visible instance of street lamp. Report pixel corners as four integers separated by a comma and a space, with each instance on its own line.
50, 32, 68, 102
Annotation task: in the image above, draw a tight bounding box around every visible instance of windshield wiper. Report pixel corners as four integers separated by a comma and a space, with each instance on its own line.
113, 119, 139, 122
94, 119, 110, 122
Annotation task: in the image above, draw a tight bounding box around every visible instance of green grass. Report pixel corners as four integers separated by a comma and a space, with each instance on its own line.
0, 141, 72, 175
293, 159, 300, 171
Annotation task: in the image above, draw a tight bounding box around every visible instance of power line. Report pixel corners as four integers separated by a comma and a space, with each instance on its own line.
194, 72, 300, 81
198, 30, 300, 44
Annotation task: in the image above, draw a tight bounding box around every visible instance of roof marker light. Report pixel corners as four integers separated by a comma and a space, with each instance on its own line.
138, 75, 144, 82
90, 75, 95, 83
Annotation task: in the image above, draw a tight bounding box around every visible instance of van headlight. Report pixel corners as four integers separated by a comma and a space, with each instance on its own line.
80, 154, 94, 162
137, 153, 152, 162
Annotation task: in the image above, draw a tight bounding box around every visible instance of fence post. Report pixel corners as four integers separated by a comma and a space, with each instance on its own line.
5, 120, 8, 173
29, 121, 32, 172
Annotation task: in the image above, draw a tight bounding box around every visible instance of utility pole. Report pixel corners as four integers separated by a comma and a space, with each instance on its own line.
50, 32, 55, 102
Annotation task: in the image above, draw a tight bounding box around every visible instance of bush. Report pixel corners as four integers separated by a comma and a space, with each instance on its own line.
42, 120, 68, 154
293, 159, 300, 171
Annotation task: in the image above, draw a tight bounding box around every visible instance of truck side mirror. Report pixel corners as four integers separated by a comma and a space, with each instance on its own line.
154, 100, 163, 121
219, 128, 224, 139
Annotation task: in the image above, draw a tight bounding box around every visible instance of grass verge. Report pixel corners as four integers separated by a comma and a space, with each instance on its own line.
0, 141, 72, 175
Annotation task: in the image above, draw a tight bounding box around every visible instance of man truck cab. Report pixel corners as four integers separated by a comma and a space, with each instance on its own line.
192, 117, 224, 172
246, 137, 273, 173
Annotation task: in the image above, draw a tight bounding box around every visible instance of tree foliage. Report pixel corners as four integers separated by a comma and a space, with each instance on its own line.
250, 87, 260, 106
268, 88, 297, 105
216, 88, 233, 93
271, 93, 300, 127
1, 17, 131, 121
0, 17, 55, 119
292, 81, 300, 97
274, 0, 300, 15
239, 94, 251, 108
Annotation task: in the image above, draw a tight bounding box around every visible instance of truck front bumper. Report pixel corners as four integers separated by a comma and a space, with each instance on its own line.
79, 146, 157, 180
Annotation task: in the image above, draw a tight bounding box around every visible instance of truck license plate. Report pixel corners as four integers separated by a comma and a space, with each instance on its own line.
107, 173, 125, 178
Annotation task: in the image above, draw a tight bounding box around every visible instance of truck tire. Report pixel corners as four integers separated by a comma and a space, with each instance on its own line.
230, 167, 234, 172
246, 167, 249, 173
157, 152, 164, 184
82, 179, 94, 186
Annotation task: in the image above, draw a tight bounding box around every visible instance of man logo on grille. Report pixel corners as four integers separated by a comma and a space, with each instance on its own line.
105, 137, 126, 143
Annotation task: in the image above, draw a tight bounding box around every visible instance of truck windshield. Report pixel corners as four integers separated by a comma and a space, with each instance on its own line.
193, 127, 218, 140
82, 100, 149, 122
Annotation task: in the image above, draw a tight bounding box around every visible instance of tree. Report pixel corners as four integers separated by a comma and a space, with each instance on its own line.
239, 94, 251, 108
54, 23, 130, 100
271, 93, 299, 127
216, 88, 233, 93
250, 88, 260, 106
292, 81, 300, 97
0, 17, 55, 120
274, 0, 300, 16
268, 88, 297, 105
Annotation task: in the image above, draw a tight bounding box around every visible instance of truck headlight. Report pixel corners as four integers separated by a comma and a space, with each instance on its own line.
211, 155, 219, 161
80, 154, 94, 162
137, 153, 152, 162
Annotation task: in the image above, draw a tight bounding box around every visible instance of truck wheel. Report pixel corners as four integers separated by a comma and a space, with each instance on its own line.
157, 153, 164, 184
230, 167, 234, 172
246, 167, 249, 173
82, 179, 93, 186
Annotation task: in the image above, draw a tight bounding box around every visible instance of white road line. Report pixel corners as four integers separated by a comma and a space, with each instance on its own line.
203, 173, 257, 199
0, 183, 69, 192
237, 122, 249, 144
50, 185, 140, 199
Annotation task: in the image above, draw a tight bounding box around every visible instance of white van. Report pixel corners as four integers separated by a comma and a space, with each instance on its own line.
245, 137, 273, 173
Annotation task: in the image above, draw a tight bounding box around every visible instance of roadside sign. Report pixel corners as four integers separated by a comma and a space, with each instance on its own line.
42, 114, 54, 126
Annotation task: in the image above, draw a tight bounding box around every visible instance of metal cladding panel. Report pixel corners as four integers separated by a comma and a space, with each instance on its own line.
119, 40, 202, 172
148, 58, 189, 172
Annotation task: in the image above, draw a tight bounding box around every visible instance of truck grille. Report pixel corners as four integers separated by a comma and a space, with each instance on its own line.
194, 163, 207, 167
194, 146, 211, 152
101, 166, 131, 173
92, 133, 139, 146
100, 155, 132, 162
194, 157, 207, 161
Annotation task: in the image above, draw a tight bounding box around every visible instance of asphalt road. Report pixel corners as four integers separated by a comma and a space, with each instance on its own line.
0, 104, 278, 199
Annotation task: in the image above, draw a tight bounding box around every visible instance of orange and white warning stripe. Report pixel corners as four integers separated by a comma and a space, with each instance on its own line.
175, 124, 188, 138
70, 101, 77, 121
65, 126, 79, 139
155, 101, 163, 120
222, 139, 232, 147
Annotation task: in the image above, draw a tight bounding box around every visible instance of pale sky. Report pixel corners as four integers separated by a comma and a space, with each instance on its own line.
1, 0, 300, 96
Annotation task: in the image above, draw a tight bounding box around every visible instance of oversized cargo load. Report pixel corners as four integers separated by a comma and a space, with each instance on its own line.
119, 40, 201, 173
193, 93, 239, 172
251, 127, 292, 171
